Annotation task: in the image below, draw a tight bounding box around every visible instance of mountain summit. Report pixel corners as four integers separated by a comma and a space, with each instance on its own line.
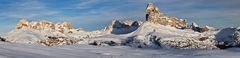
145, 3, 187, 29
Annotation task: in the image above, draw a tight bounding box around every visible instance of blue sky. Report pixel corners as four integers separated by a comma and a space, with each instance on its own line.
0, 0, 240, 35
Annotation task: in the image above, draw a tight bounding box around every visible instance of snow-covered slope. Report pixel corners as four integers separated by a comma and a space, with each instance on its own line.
3, 28, 46, 44
2, 22, 106, 46
1, 42, 240, 58
125, 22, 217, 49
1, 2, 240, 58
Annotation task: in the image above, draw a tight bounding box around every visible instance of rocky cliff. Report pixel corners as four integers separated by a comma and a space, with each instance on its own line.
16, 18, 75, 33
145, 3, 187, 29
0, 37, 5, 42
103, 20, 143, 34
145, 3, 211, 33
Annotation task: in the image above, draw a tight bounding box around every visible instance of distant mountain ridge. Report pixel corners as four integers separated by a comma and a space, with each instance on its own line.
1, 2, 240, 49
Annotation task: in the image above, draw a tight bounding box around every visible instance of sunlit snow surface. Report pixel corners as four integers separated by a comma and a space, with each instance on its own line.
2, 22, 240, 58
0, 42, 240, 58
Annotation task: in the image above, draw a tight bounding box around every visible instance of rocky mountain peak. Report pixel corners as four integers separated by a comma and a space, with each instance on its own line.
145, 3, 187, 29
15, 19, 74, 33
103, 20, 143, 34
112, 20, 130, 28
16, 18, 29, 29
145, 3, 164, 19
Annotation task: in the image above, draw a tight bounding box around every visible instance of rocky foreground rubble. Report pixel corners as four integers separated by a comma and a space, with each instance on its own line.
1, 2, 240, 49
37, 36, 82, 46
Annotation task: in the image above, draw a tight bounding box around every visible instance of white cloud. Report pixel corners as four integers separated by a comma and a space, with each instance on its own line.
0, 11, 60, 19
8, 1, 47, 10
0, 0, 61, 19
65, 0, 101, 9
78, 0, 98, 7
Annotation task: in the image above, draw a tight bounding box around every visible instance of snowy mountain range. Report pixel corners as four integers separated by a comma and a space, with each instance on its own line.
1, 2, 240, 50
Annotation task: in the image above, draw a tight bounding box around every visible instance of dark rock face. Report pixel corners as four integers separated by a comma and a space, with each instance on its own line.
111, 20, 143, 28
104, 20, 143, 34
189, 23, 210, 33
199, 37, 209, 41
0, 37, 6, 42
131, 21, 142, 27
89, 40, 121, 46
192, 26, 210, 33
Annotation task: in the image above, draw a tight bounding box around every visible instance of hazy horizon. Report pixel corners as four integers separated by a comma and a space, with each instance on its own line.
1, 0, 240, 35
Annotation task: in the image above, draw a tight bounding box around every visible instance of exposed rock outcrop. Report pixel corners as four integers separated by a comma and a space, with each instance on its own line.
15, 19, 74, 33
145, 3, 214, 33
16, 18, 29, 29
122, 20, 133, 26
38, 36, 82, 46
160, 37, 217, 49
4, 18, 105, 44
0, 37, 5, 42
145, 3, 187, 29
189, 23, 210, 32
103, 20, 143, 34
89, 40, 121, 46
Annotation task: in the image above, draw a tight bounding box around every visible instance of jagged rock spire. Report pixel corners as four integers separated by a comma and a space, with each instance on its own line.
145, 2, 187, 29
145, 2, 164, 21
